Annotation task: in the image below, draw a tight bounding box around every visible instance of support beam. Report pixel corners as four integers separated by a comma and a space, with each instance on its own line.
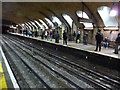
82, 2, 99, 28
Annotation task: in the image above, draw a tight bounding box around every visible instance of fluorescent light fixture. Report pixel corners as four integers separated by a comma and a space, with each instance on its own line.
27, 22, 34, 30
21, 24, 25, 26
23, 24, 28, 29
84, 27, 93, 29
30, 21, 38, 29
80, 22, 93, 29
24, 23, 29, 29
25, 23, 32, 30
39, 19, 48, 29
34, 20, 42, 29
27, 22, 34, 29
104, 27, 118, 30
110, 10, 117, 16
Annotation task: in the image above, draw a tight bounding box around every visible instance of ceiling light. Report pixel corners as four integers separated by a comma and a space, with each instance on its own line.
110, 10, 117, 16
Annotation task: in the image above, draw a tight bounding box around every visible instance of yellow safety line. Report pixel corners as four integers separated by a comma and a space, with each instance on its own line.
0, 62, 8, 89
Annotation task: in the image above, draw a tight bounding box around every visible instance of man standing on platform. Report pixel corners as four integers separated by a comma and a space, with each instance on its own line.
95, 30, 103, 51
114, 33, 120, 54
55, 31, 60, 43
63, 30, 67, 45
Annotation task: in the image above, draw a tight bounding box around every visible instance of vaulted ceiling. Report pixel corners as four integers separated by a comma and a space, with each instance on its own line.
2, 2, 119, 28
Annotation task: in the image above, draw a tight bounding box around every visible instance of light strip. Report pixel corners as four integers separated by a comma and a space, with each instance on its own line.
104, 27, 118, 30
27, 22, 34, 30
34, 20, 42, 29
39, 19, 48, 29
25, 23, 32, 30
23, 24, 29, 29
30, 21, 38, 29
19, 24, 24, 29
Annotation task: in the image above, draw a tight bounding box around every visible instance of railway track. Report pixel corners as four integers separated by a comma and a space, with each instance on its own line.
2, 36, 85, 89
2, 39, 53, 89
2, 35, 120, 89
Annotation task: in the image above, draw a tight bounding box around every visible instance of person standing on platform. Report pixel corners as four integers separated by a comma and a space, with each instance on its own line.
55, 31, 60, 43
63, 30, 67, 45
95, 30, 103, 51
76, 31, 81, 43
35, 31, 38, 37
83, 33, 88, 45
45, 30, 47, 39
47, 30, 50, 40
41, 30, 45, 39
50, 29, 53, 41
32, 31, 34, 37
114, 33, 120, 54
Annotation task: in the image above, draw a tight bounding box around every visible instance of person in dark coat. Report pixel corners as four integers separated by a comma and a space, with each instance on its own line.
41, 31, 45, 39
83, 33, 88, 45
76, 31, 81, 43
114, 33, 120, 54
63, 30, 67, 45
35, 30, 38, 37
95, 30, 103, 51
55, 31, 59, 43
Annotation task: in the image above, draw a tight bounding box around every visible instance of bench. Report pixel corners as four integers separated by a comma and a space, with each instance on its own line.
108, 41, 116, 48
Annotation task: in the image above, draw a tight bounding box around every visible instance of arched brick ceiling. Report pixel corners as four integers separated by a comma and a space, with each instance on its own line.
2, 2, 119, 27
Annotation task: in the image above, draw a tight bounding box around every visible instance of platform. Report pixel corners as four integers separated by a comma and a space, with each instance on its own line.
11, 33, 120, 59
0, 49, 7, 89
0, 46, 20, 89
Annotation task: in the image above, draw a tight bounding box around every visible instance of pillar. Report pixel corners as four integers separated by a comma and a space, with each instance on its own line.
92, 24, 98, 44
80, 28, 84, 43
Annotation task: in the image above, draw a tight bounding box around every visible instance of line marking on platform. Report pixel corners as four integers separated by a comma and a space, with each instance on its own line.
0, 61, 7, 89
0, 47, 20, 89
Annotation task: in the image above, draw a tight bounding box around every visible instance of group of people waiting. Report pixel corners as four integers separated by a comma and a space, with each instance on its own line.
63, 29, 120, 54
21, 29, 120, 54
41, 30, 60, 43
94, 30, 120, 54
74, 31, 88, 45
63, 30, 88, 45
